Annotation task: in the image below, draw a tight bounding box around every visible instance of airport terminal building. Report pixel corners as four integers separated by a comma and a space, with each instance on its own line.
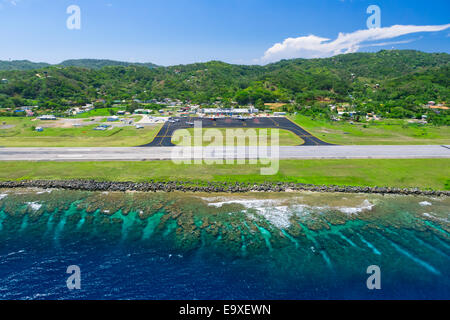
201, 107, 259, 116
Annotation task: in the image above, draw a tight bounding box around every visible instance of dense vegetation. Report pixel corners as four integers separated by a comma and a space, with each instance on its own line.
58, 59, 159, 69
0, 50, 448, 124
0, 59, 158, 71
0, 60, 51, 71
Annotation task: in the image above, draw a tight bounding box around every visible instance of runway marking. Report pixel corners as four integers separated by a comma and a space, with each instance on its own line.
268, 118, 280, 127
139, 117, 332, 147
151, 123, 167, 145
283, 117, 325, 146
159, 123, 172, 146
2, 146, 449, 161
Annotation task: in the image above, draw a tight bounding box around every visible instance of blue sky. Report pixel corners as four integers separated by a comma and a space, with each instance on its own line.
0, 0, 449, 65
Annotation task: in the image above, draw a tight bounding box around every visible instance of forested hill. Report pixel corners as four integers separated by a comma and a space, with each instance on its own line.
0, 60, 51, 71
0, 59, 159, 71
0, 50, 448, 112
58, 59, 159, 69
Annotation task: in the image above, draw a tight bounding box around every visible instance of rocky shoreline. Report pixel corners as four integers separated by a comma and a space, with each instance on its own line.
0, 180, 448, 196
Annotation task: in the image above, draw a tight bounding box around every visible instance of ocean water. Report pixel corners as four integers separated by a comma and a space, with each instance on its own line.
0, 189, 448, 300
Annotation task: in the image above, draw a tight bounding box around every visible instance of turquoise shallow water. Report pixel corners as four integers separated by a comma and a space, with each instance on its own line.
0, 189, 448, 300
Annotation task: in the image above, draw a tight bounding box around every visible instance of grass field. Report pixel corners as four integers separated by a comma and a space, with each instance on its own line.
3, 115, 449, 147
171, 128, 304, 146
290, 115, 450, 145
0, 159, 448, 190
0, 117, 162, 147
69, 107, 126, 118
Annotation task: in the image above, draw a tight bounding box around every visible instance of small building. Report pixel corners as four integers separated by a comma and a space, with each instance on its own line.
201, 108, 259, 115
336, 107, 346, 115
134, 109, 152, 114
107, 116, 119, 122
35, 127, 43, 132
94, 124, 111, 131
38, 115, 57, 121
366, 113, 381, 121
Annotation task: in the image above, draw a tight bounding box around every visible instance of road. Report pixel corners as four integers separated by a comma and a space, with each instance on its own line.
141, 117, 333, 147
1, 145, 449, 161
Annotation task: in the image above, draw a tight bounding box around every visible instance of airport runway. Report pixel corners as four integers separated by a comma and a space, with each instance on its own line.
141, 117, 333, 147
1, 145, 449, 161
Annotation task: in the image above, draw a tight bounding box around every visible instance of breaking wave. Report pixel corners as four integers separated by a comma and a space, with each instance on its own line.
202, 197, 375, 228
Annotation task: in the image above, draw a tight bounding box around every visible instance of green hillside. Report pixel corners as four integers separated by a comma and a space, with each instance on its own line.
0, 50, 448, 124
58, 59, 159, 69
0, 60, 51, 71
0, 59, 159, 71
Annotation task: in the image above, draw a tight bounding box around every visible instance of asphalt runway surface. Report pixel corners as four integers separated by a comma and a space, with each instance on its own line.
141, 117, 333, 147
1, 145, 449, 161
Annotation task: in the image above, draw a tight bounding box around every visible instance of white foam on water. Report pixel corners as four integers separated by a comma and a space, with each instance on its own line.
6, 249, 25, 257
205, 198, 277, 208
423, 212, 449, 223
33, 293, 52, 299
203, 196, 375, 228
36, 189, 53, 194
0, 194, 7, 200
419, 201, 432, 206
27, 202, 42, 211
338, 200, 374, 215
204, 198, 306, 229
247, 206, 294, 229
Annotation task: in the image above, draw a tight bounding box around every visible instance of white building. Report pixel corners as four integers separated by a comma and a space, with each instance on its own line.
201, 108, 259, 115
38, 115, 57, 120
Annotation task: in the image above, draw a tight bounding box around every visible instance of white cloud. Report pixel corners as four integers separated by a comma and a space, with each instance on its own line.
260, 24, 450, 63
0, 0, 19, 8
359, 37, 421, 48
